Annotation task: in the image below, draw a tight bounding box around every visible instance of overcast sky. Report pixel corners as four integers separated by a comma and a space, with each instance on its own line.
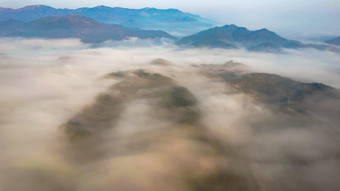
0, 0, 339, 39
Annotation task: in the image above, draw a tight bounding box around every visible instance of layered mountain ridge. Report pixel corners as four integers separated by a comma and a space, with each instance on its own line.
0, 15, 175, 43
0, 5, 339, 53
177, 24, 338, 52
0, 5, 213, 35
325, 36, 340, 46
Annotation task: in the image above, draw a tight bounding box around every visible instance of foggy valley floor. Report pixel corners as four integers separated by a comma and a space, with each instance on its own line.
0, 38, 340, 191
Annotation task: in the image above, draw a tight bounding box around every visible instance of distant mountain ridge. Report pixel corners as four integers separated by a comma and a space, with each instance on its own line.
0, 15, 175, 43
0, 5, 339, 53
325, 36, 340, 46
0, 5, 213, 35
178, 24, 338, 52
177, 24, 302, 49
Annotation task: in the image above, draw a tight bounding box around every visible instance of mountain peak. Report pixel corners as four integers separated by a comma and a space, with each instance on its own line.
19, 5, 54, 10
94, 5, 111, 9
251, 28, 280, 37
143, 7, 157, 10
222, 24, 238, 29
150, 58, 172, 66
165, 8, 181, 12
256, 28, 272, 33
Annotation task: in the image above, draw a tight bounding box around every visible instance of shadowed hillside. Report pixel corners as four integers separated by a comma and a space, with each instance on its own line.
0, 15, 175, 43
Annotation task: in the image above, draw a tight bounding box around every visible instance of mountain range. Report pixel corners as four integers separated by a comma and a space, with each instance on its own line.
0, 15, 175, 43
177, 24, 339, 52
0, 5, 339, 53
0, 5, 213, 35
178, 25, 301, 49
325, 36, 340, 46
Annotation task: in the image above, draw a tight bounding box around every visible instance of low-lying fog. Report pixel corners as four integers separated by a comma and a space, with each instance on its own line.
0, 38, 339, 191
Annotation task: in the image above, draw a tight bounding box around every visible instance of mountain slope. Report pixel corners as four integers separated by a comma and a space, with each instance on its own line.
0, 5, 73, 21
325, 36, 340, 46
0, 5, 213, 35
0, 15, 175, 43
199, 61, 337, 112
177, 24, 303, 50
